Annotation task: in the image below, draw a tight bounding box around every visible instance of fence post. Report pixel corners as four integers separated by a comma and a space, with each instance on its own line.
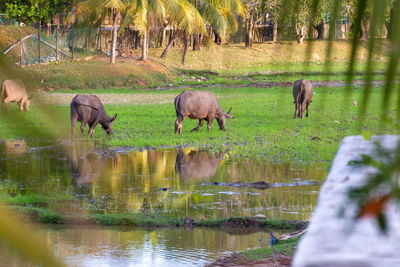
38, 25, 41, 64
56, 27, 59, 61
99, 27, 102, 54
19, 28, 22, 67
71, 29, 74, 60
86, 28, 88, 57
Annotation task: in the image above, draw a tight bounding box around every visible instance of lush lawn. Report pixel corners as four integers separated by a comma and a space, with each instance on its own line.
0, 85, 396, 164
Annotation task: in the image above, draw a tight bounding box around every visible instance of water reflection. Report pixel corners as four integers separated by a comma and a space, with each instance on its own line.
0, 226, 291, 267
0, 141, 327, 220
175, 148, 222, 180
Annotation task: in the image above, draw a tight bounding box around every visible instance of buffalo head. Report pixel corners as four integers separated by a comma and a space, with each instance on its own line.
217, 107, 235, 131
101, 113, 117, 135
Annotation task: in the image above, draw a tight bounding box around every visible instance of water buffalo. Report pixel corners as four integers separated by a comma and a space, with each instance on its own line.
174, 90, 234, 135
0, 80, 31, 112
70, 94, 117, 137
293, 79, 313, 119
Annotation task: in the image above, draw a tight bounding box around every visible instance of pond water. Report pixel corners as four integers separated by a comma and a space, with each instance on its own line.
0, 140, 327, 265
1, 226, 291, 266
0, 140, 327, 221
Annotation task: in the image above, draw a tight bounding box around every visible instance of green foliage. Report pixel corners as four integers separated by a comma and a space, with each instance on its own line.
1, 0, 74, 24
37, 209, 63, 224
0, 194, 48, 206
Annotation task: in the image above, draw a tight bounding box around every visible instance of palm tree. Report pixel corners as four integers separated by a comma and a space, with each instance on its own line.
72, 0, 125, 64
121, 0, 167, 60
197, 0, 247, 46
159, 0, 206, 64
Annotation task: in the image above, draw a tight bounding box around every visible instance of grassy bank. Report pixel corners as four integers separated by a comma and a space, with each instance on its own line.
5, 201, 306, 229
1, 37, 393, 91
0, 57, 175, 90
242, 237, 300, 259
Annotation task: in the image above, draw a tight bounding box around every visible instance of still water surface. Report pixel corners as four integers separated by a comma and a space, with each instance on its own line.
0, 140, 327, 220
1, 226, 291, 266
0, 140, 327, 266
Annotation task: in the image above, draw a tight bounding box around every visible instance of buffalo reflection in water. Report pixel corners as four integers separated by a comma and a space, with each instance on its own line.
70, 142, 117, 185
175, 148, 223, 180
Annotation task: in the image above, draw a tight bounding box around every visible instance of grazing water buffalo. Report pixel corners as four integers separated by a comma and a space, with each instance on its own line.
70, 94, 117, 137
293, 79, 313, 119
1, 80, 31, 112
174, 90, 234, 135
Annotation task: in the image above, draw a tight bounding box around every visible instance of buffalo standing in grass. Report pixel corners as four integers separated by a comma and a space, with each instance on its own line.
293, 79, 313, 119
70, 94, 117, 137
1, 80, 32, 112
174, 90, 234, 135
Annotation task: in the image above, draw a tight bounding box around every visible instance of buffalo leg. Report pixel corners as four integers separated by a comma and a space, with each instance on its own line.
88, 128, 95, 137
293, 103, 298, 119
306, 102, 310, 117
207, 119, 213, 131
175, 116, 184, 135
1, 101, 7, 112
299, 103, 303, 118
70, 106, 78, 138
80, 122, 87, 135
300, 101, 307, 119
191, 119, 204, 132
71, 118, 76, 138
3, 97, 11, 113
88, 121, 99, 137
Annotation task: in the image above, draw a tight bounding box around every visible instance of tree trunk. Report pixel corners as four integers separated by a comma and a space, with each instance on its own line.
193, 33, 201, 50
141, 30, 149, 60
245, 13, 254, 47
360, 20, 370, 40
273, 22, 278, 41
134, 31, 140, 49
110, 9, 119, 64
296, 24, 305, 44
160, 30, 179, 58
314, 19, 325, 39
181, 34, 189, 65
160, 25, 167, 47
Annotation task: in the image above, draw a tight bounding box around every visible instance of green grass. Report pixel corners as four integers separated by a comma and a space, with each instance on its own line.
241, 236, 301, 259
0, 85, 397, 163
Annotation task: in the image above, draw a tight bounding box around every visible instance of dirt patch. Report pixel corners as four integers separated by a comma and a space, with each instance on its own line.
35, 92, 175, 105
144, 80, 386, 91
208, 251, 291, 267
223, 217, 261, 228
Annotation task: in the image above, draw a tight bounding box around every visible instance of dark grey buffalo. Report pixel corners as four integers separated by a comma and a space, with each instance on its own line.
70, 94, 117, 137
174, 90, 234, 134
293, 79, 313, 119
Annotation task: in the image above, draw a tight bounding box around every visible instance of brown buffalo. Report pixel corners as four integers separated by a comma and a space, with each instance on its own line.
174, 90, 234, 134
175, 149, 222, 180
293, 79, 313, 119
70, 94, 117, 137
1, 80, 31, 112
